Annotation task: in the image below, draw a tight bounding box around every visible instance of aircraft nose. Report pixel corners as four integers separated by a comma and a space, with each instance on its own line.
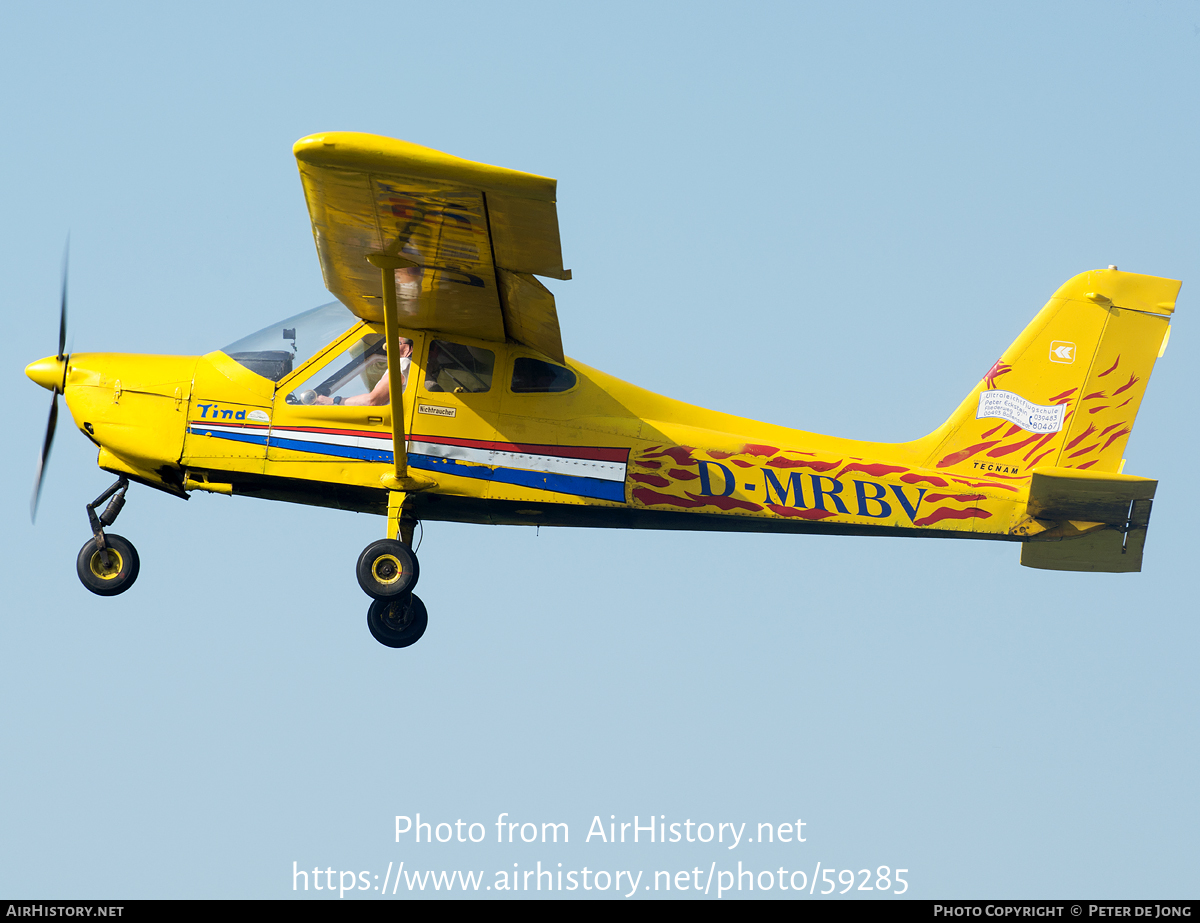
26, 355, 66, 392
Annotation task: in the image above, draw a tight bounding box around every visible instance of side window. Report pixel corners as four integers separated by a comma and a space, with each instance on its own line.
425, 340, 494, 393
286, 334, 413, 406
511, 357, 576, 393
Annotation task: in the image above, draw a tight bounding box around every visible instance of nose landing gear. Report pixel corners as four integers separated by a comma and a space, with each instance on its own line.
77, 533, 139, 596
357, 489, 427, 648
76, 476, 140, 596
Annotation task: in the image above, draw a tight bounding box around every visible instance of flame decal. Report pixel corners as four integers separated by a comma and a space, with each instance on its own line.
950, 478, 1018, 492
766, 457, 841, 472
950, 480, 1017, 494
937, 441, 1002, 468
1065, 424, 1096, 451
834, 462, 910, 479
1113, 374, 1140, 396
1101, 427, 1132, 451
632, 442, 1012, 532
984, 359, 1012, 390
1097, 356, 1121, 377
765, 505, 837, 520
684, 493, 762, 512
1023, 432, 1057, 461
1048, 387, 1078, 402
914, 507, 992, 526
632, 488, 704, 508
641, 446, 698, 466
902, 473, 949, 487
988, 435, 1041, 457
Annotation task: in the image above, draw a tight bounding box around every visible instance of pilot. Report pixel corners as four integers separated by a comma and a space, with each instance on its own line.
314, 337, 412, 406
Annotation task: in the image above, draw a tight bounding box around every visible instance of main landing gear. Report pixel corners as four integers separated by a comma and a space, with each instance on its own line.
76, 476, 140, 596
366, 595, 428, 648
356, 492, 427, 648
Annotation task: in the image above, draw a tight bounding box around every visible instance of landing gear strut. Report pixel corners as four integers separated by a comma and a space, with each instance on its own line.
357, 488, 427, 648
76, 476, 140, 596
358, 257, 437, 649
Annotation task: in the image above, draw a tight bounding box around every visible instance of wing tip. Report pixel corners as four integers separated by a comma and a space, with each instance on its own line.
293, 131, 557, 198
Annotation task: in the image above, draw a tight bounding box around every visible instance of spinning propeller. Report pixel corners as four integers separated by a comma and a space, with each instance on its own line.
28, 243, 70, 522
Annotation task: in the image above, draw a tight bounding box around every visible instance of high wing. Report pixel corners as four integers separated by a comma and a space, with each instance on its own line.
294, 132, 570, 362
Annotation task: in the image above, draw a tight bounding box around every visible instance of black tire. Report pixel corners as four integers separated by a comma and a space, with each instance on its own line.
367, 594, 428, 648
356, 539, 418, 598
76, 534, 140, 597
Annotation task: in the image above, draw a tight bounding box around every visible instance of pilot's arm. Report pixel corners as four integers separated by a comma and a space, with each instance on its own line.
315, 357, 409, 407
313, 370, 388, 407
347, 370, 391, 406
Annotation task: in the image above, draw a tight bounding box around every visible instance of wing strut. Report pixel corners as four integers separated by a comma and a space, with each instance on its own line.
367, 252, 434, 539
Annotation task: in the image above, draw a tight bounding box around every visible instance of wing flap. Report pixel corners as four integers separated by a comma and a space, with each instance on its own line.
497, 271, 564, 363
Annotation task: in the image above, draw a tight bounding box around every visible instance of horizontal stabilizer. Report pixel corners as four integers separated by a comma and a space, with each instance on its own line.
1026, 466, 1156, 521
1021, 467, 1155, 573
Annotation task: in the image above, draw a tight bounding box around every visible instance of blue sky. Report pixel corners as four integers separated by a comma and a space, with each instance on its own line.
1, 1, 1197, 899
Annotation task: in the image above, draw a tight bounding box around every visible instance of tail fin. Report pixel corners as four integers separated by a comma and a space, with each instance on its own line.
921, 268, 1178, 482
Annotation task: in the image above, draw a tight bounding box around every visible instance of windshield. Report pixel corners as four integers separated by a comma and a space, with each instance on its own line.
221, 302, 358, 382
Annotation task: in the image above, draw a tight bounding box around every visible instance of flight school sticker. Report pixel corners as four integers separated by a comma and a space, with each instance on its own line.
976, 390, 1066, 434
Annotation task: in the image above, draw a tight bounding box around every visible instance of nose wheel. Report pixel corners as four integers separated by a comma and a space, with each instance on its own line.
77, 533, 140, 596
77, 476, 140, 597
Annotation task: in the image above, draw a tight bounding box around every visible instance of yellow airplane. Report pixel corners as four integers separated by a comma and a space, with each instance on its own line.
25, 132, 1179, 648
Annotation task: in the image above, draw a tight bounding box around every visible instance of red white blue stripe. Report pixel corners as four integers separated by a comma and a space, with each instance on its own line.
187, 421, 628, 502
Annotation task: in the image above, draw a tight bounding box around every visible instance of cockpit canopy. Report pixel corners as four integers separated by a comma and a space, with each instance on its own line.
220, 300, 579, 396
221, 302, 357, 381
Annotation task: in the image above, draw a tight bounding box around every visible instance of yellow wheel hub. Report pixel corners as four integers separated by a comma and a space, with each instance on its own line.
372, 553, 404, 585
89, 548, 123, 580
